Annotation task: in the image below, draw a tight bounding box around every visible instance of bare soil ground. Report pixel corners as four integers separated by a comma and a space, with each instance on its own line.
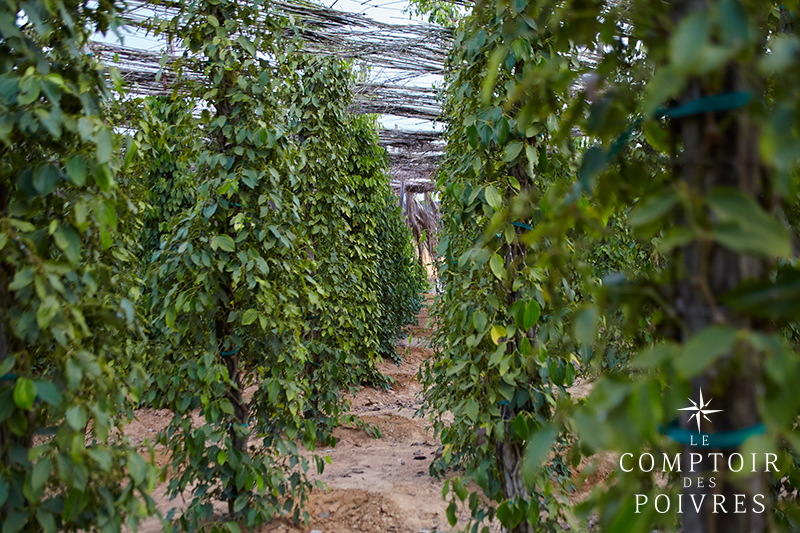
125, 296, 480, 533
124, 295, 611, 533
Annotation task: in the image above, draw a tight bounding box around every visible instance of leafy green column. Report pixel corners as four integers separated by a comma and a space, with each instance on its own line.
145, 0, 317, 528
503, 0, 800, 531
0, 1, 157, 531
420, 3, 589, 531
668, 2, 768, 531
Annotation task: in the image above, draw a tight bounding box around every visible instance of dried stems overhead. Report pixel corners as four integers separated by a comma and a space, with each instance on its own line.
96, 0, 448, 193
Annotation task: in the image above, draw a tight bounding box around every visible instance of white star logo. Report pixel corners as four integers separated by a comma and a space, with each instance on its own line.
678, 388, 723, 434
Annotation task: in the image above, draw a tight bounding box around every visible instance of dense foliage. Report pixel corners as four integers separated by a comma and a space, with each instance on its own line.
419, 0, 800, 532
0, 1, 158, 531
0, 0, 424, 531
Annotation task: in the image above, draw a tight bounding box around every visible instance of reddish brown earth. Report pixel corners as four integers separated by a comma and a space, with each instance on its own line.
124, 296, 482, 533
124, 295, 609, 533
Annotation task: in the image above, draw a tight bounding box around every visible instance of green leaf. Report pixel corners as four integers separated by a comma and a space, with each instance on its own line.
2, 511, 29, 533
527, 498, 540, 525
220, 400, 234, 415
708, 188, 791, 258
496, 501, 513, 526
497, 116, 510, 145
577, 146, 606, 191
0, 356, 13, 379
465, 399, 479, 422
65, 405, 87, 430
466, 124, 479, 149
490, 325, 506, 345
127, 451, 146, 485
36, 509, 56, 533
242, 309, 258, 325
33, 163, 60, 195
670, 13, 710, 73
32, 380, 62, 406
513, 414, 529, 439
212, 234, 236, 252
502, 140, 524, 163
54, 226, 81, 264
484, 185, 502, 210
31, 457, 51, 493
236, 35, 256, 56
14, 378, 36, 410
473, 310, 487, 332
723, 267, 800, 319
17, 77, 40, 106
0, 479, 8, 507
489, 253, 505, 280
573, 306, 599, 346
95, 127, 113, 164
761, 35, 800, 75
522, 425, 557, 489
629, 191, 679, 228
36, 295, 60, 328
719, 0, 750, 46
165, 307, 176, 329
94, 164, 113, 192
446, 501, 457, 527
224, 523, 242, 533
643, 67, 686, 117
123, 135, 137, 169
9, 268, 33, 290
630, 342, 680, 370
642, 119, 670, 152
676, 326, 738, 378
523, 300, 541, 330
217, 449, 227, 466
656, 227, 694, 253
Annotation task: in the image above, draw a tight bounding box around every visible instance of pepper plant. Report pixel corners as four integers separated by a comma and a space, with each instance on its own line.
138, 4, 425, 529
141, 1, 322, 529
0, 0, 158, 531
420, 0, 800, 532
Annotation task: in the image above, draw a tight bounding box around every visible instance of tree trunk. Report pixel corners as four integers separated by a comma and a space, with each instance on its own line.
496, 407, 535, 533
673, 4, 768, 530
495, 162, 537, 533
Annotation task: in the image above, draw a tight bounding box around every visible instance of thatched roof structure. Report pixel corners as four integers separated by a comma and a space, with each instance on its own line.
96, 0, 448, 192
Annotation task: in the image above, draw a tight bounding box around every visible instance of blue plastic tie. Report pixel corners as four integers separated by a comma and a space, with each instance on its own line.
0, 374, 18, 381
662, 420, 765, 449
220, 347, 239, 357
512, 221, 533, 231
585, 92, 754, 188
658, 92, 752, 120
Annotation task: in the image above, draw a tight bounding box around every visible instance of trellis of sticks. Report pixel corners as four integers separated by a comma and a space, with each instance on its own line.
97, 0, 450, 193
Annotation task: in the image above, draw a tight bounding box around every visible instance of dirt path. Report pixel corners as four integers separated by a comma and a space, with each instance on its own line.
127, 295, 484, 533
261, 295, 474, 533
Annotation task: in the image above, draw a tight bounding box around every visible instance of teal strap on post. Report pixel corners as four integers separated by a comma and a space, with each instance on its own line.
220, 347, 239, 357
663, 420, 765, 449
584, 91, 753, 189
512, 221, 534, 231
0, 374, 18, 381
658, 91, 752, 120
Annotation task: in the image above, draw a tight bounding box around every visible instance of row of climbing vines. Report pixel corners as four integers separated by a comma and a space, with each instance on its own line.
420, 0, 800, 532
0, 0, 425, 531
